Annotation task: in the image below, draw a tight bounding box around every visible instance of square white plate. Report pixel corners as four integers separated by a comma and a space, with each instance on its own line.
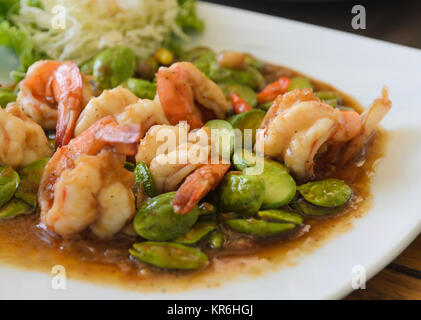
1, 2, 421, 299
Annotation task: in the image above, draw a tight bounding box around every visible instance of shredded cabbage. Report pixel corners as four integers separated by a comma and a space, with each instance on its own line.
9, 0, 195, 65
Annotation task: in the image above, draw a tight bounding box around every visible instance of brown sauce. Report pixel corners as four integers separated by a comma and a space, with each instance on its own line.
0, 64, 389, 292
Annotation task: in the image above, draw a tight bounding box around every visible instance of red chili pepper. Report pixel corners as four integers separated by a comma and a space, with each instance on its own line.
257, 76, 290, 103
230, 92, 253, 114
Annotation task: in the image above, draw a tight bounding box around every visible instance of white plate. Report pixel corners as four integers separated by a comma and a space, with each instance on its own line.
1, 2, 421, 299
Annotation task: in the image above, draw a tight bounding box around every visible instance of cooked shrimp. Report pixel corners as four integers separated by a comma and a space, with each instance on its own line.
0, 104, 52, 167
75, 87, 168, 137
17, 60, 84, 147
338, 87, 391, 165
137, 122, 212, 194
173, 162, 230, 214
136, 119, 227, 215
157, 62, 228, 129
149, 146, 203, 194
147, 126, 211, 193
257, 89, 363, 179
17, 60, 61, 129
135, 122, 189, 166
258, 90, 341, 158
39, 116, 142, 238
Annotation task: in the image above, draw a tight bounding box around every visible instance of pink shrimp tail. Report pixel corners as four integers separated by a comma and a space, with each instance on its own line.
54, 61, 83, 148
68, 116, 142, 156
173, 163, 230, 214
157, 65, 204, 129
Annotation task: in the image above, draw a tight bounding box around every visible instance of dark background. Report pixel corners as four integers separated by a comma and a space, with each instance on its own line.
203, 0, 421, 50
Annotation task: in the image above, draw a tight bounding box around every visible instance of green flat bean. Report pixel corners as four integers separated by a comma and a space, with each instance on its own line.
257, 101, 273, 112
297, 178, 352, 207
175, 220, 217, 245
0, 89, 17, 107
183, 47, 216, 77
244, 54, 264, 69
0, 166, 20, 207
0, 200, 30, 220
125, 78, 157, 100
219, 173, 266, 216
210, 65, 265, 90
18, 158, 50, 184
232, 149, 296, 209
133, 192, 199, 241
290, 198, 340, 217
14, 180, 38, 207
93, 46, 136, 89
218, 83, 257, 107
225, 218, 295, 237
134, 162, 155, 198
15, 158, 50, 207
204, 119, 235, 159
80, 58, 94, 75
287, 77, 313, 91
207, 230, 225, 249
315, 91, 340, 107
257, 210, 303, 224
130, 241, 209, 270
228, 109, 266, 146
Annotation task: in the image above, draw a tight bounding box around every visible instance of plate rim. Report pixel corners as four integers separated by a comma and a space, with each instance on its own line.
0, 1, 420, 300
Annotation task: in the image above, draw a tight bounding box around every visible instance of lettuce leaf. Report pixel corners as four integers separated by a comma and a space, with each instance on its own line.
176, 0, 204, 33
0, 0, 19, 17
0, 20, 39, 81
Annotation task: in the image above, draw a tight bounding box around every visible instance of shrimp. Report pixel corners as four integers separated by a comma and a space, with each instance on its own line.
0, 104, 52, 167
75, 86, 169, 137
39, 116, 142, 238
257, 89, 364, 179
173, 163, 230, 214
150, 151, 201, 194
135, 122, 189, 166
157, 62, 228, 129
149, 143, 205, 194
137, 122, 213, 193
136, 120, 228, 214
147, 126, 211, 193
17, 60, 84, 147
17, 61, 61, 129
338, 87, 391, 165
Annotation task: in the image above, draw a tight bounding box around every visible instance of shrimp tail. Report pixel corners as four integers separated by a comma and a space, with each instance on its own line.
68, 116, 142, 156
173, 163, 230, 214
338, 87, 391, 165
55, 100, 80, 148
157, 62, 228, 128
53, 61, 83, 148
99, 123, 143, 156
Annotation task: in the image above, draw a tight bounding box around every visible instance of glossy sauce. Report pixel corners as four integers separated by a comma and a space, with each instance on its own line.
0, 64, 389, 292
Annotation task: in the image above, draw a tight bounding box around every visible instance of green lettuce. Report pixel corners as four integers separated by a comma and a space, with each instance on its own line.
176, 0, 204, 33
0, 0, 19, 17
0, 20, 39, 81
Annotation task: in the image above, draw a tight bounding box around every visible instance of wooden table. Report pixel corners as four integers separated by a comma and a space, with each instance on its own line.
346, 235, 421, 299
205, 0, 421, 299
